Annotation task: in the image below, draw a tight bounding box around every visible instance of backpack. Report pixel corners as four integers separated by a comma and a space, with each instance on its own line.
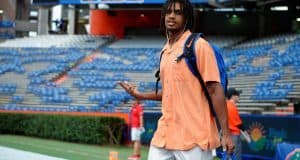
155, 33, 228, 117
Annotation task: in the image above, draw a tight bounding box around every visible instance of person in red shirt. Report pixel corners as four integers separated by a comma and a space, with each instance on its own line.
128, 99, 145, 160
226, 88, 243, 160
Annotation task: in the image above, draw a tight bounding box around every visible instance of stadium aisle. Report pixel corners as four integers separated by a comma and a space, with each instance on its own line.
0, 146, 67, 160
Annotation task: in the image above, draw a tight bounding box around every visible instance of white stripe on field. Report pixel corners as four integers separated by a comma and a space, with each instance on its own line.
0, 146, 67, 160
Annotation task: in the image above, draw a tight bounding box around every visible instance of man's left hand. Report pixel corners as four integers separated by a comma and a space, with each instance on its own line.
140, 127, 145, 134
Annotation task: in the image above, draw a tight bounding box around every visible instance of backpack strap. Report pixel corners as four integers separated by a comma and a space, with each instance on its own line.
176, 33, 198, 63
155, 49, 166, 94
177, 33, 217, 117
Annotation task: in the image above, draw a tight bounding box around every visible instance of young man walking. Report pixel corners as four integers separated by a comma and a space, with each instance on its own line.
226, 88, 243, 160
128, 100, 145, 160
119, 0, 234, 159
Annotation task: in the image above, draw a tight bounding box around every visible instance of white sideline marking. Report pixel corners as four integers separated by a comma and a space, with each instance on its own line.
7, 140, 102, 158
0, 146, 67, 160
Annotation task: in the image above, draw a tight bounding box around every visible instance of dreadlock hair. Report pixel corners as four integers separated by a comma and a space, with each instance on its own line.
160, 0, 194, 34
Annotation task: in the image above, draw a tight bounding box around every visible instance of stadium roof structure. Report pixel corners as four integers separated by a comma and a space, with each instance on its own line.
32, 0, 293, 9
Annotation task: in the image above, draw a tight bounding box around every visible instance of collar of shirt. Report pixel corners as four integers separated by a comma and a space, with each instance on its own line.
162, 30, 191, 54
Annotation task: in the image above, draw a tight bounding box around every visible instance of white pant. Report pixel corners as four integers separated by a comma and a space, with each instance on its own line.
148, 145, 213, 160
131, 128, 142, 141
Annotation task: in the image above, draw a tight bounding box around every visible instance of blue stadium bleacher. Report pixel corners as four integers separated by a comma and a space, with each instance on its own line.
0, 34, 300, 114
0, 83, 17, 94
0, 35, 111, 112
0, 21, 15, 39
0, 21, 15, 28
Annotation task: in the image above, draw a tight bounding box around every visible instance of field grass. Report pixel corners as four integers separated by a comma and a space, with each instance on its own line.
0, 135, 149, 160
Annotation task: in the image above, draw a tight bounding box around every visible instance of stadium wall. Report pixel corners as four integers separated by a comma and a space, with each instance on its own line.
196, 11, 294, 36
90, 10, 160, 38
90, 9, 294, 38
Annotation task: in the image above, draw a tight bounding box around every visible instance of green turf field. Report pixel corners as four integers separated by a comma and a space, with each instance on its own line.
0, 135, 149, 160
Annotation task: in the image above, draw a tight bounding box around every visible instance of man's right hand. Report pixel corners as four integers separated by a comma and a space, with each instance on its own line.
221, 134, 235, 154
117, 81, 140, 99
